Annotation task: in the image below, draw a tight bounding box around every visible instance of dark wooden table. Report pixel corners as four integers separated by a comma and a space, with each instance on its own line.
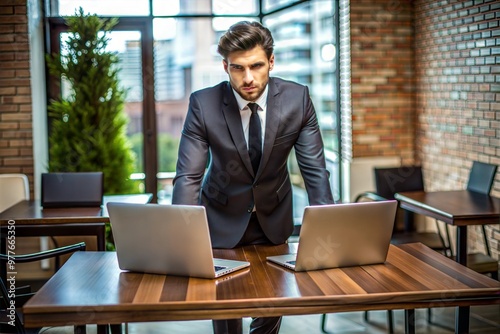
0, 194, 152, 275
394, 190, 500, 266
394, 190, 500, 332
23, 243, 500, 334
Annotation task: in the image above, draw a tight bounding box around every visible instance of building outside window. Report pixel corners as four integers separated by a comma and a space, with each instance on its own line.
45, 0, 340, 218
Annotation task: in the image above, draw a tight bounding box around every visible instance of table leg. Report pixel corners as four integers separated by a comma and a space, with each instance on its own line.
403, 210, 415, 232
110, 324, 122, 334
74, 325, 87, 334
455, 226, 470, 333
404, 309, 415, 334
456, 226, 467, 266
96, 324, 109, 334
456, 307, 470, 333
97, 224, 106, 251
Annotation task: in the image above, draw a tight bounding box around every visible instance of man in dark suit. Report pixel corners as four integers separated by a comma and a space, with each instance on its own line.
172, 21, 334, 334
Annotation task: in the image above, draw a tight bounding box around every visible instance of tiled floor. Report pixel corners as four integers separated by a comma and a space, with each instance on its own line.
40, 305, 500, 333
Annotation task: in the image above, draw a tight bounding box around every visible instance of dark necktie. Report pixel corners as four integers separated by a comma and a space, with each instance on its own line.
248, 103, 262, 174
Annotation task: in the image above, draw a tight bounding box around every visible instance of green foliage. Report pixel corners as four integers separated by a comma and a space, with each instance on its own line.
46, 8, 137, 194
129, 133, 180, 173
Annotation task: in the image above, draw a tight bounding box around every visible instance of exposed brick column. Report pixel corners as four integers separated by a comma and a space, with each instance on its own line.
350, 0, 416, 163
0, 0, 33, 193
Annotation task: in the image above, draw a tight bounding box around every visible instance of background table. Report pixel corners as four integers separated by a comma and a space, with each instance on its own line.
23, 243, 500, 334
394, 190, 500, 266
0, 193, 152, 278
394, 190, 500, 331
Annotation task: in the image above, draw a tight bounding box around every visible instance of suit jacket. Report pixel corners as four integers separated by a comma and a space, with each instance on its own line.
172, 77, 334, 248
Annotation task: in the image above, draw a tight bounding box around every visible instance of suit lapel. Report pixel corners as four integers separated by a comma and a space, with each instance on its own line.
221, 83, 255, 176
256, 78, 281, 180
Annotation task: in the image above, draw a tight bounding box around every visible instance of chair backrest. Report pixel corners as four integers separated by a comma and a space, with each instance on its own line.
0, 174, 30, 212
0, 242, 86, 333
373, 166, 424, 200
41, 172, 104, 208
466, 161, 497, 195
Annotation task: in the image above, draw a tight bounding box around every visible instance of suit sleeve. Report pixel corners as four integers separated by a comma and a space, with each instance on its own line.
172, 94, 209, 205
294, 86, 335, 205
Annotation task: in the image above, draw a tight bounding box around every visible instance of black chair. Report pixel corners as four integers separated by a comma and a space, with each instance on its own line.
41, 171, 103, 269
0, 242, 86, 333
321, 166, 450, 334
41, 172, 104, 208
371, 166, 450, 254
444, 161, 498, 280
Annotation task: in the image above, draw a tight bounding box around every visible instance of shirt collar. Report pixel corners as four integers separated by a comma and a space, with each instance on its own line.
232, 84, 269, 111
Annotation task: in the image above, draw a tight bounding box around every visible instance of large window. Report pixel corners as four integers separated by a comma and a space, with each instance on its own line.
45, 0, 340, 210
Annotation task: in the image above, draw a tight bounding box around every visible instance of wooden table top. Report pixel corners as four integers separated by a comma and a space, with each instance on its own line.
0, 193, 153, 225
23, 243, 500, 328
395, 190, 500, 226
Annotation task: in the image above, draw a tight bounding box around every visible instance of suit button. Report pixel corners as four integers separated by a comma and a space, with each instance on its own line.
247, 208, 252, 213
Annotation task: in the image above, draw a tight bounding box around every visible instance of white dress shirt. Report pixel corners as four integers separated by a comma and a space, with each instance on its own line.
232, 85, 268, 150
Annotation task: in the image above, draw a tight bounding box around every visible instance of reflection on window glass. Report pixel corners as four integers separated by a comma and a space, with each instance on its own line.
154, 0, 209, 15
212, 17, 258, 32
264, 0, 339, 212
53, 0, 150, 16
153, 18, 177, 41
108, 32, 144, 179
212, 0, 258, 15
152, 0, 180, 16
263, 0, 302, 13
154, 18, 226, 203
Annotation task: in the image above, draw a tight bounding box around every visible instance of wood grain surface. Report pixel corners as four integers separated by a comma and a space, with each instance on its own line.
23, 243, 500, 328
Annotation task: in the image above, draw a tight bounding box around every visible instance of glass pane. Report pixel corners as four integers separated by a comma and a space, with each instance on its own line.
52, 0, 150, 16
110, 31, 145, 192
56, 30, 145, 191
153, 17, 258, 203
263, 0, 303, 13
153, 0, 258, 16
212, 0, 258, 15
154, 18, 227, 203
264, 0, 340, 214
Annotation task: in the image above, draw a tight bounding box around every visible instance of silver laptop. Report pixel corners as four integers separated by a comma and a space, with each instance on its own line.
107, 202, 250, 279
267, 200, 397, 271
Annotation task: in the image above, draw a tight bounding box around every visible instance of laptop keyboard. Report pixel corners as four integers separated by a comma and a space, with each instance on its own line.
214, 265, 227, 271
286, 260, 296, 265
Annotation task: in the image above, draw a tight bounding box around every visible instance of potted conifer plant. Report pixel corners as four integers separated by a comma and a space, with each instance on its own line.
45, 7, 137, 195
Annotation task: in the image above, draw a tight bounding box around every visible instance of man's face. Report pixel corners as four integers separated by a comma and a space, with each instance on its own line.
223, 46, 274, 102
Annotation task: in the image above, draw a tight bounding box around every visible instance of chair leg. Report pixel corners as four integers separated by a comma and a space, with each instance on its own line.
320, 314, 328, 333
435, 219, 451, 256
110, 324, 122, 334
364, 310, 394, 333
405, 309, 416, 334
444, 224, 454, 258
387, 310, 394, 334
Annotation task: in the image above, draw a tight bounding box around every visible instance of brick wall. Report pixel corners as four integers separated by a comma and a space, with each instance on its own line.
414, 0, 500, 258
0, 0, 33, 195
350, 0, 499, 260
350, 0, 416, 163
